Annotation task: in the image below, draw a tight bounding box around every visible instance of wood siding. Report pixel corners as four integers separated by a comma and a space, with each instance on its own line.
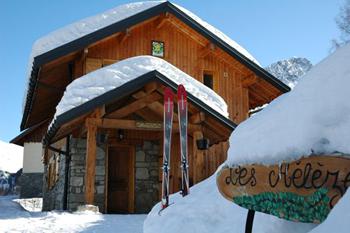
81, 15, 251, 124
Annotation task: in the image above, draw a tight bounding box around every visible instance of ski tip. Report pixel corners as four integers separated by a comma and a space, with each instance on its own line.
177, 84, 187, 99
164, 87, 174, 101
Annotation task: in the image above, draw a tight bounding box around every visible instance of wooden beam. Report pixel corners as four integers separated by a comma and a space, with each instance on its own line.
107, 92, 162, 118
37, 81, 66, 92
131, 83, 158, 100
135, 107, 162, 121
242, 74, 258, 88
88, 118, 201, 132
85, 120, 97, 205
166, 15, 207, 46
190, 112, 205, 124
155, 13, 170, 29
192, 131, 205, 184
199, 43, 216, 58
144, 82, 159, 94
118, 28, 131, 43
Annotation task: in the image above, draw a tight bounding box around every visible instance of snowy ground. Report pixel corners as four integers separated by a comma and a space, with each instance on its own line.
145, 174, 316, 233
0, 196, 146, 233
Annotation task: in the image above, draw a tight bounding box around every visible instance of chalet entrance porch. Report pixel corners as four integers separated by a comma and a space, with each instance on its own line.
42, 74, 235, 213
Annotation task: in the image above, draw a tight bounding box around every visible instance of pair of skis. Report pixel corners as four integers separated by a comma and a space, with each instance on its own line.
161, 84, 189, 210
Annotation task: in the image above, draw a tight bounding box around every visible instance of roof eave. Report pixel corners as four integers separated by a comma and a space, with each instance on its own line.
22, 1, 289, 131
43, 70, 236, 145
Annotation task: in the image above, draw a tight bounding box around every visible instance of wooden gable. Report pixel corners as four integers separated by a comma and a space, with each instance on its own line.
21, 4, 289, 134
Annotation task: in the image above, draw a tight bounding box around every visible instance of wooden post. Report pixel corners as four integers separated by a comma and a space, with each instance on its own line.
85, 121, 97, 204
192, 131, 204, 184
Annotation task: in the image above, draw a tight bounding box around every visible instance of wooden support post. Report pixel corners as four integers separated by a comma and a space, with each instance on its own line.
85, 121, 97, 204
192, 131, 204, 184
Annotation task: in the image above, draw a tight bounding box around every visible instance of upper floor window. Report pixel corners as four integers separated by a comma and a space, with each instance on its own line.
203, 73, 213, 89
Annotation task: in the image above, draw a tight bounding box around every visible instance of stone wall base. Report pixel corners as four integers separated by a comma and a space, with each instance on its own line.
19, 173, 43, 198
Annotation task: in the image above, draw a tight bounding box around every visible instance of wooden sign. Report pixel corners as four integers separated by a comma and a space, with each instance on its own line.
151, 41, 164, 57
216, 156, 350, 223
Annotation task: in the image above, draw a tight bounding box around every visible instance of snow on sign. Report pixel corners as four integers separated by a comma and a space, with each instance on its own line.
216, 155, 350, 223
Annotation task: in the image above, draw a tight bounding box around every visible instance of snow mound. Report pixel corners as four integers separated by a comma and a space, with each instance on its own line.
0, 140, 23, 173
14, 198, 42, 212
24, 1, 260, 111
144, 174, 315, 233
309, 190, 350, 233
53, 56, 228, 120
227, 43, 350, 166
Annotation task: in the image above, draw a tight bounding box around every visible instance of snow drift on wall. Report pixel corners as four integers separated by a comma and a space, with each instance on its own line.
227, 44, 350, 166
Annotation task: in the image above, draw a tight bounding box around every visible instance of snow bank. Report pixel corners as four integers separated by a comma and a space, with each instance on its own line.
310, 190, 350, 233
53, 56, 228, 120
227, 43, 350, 166
24, 1, 260, 111
0, 196, 146, 233
144, 174, 315, 233
0, 140, 23, 173
14, 198, 42, 212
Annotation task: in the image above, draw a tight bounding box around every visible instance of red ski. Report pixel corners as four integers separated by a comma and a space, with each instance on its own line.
177, 84, 189, 196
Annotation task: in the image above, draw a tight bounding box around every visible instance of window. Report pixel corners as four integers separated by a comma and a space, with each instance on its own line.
203, 73, 213, 89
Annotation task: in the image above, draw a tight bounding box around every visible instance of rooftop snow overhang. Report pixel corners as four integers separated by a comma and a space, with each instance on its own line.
21, 1, 290, 131
43, 70, 236, 145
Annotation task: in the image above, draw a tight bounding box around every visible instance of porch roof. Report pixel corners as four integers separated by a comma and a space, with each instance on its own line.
44, 58, 236, 145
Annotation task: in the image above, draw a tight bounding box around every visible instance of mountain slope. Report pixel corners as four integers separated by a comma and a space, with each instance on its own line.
0, 141, 23, 173
266, 57, 312, 88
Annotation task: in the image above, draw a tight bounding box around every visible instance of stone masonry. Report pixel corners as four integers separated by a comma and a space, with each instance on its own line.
19, 173, 43, 198
134, 140, 160, 213
43, 138, 160, 213
42, 154, 66, 211
42, 138, 106, 212
67, 138, 106, 212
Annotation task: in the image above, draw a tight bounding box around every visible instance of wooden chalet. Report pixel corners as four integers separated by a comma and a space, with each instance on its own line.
14, 1, 289, 213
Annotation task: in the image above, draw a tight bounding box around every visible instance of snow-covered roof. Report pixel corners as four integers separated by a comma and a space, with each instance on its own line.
24, 1, 260, 112
29, 1, 258, 66
53, 55, 229, 122
226, 43, 350, 166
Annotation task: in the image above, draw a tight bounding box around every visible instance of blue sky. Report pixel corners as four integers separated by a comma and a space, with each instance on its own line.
0, 0, 344, 142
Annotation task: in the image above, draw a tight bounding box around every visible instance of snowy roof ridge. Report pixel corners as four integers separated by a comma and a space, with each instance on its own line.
29, 1, 259, 65
23, 1, 260, 115
51, 55, 229, 126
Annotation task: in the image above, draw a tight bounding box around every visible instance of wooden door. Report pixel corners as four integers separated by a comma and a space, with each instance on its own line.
107, 146, 134, 213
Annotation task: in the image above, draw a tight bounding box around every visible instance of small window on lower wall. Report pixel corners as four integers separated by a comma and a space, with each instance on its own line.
203, 73, 213, 89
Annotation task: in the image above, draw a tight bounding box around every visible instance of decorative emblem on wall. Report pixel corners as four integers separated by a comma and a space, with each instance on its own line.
152, 41, 164, 57
216, 156, 350, 223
